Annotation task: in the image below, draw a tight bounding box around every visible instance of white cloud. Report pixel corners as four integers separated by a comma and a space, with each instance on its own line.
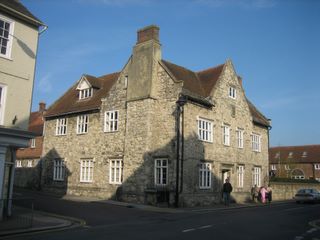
37, 73, 53, 94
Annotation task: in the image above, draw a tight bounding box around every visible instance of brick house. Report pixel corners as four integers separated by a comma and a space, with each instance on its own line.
269, 145, 320, 182
15, 102, 46, 188
41, 25, 271, 207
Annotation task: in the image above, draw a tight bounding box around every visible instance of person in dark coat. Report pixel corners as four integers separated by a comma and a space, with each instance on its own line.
222, 178, 233, 206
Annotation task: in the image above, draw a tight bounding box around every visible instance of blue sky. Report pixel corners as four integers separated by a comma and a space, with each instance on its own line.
23, 0, 320, 147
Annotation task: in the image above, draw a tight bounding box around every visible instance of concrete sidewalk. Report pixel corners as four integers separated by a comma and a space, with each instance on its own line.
0, 208, 83, 238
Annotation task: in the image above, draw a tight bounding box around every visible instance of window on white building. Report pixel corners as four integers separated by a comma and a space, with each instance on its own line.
53, 159, 65, 181
16, 160, 22, 168
229, 87, 236, 99
251, 133, 261, 152
27, 160, 32, 168
222, 124, 230, 146
198, 118, 213, 142
314, 164, 320, 170
77, 115, 89, 134
237, 165, 244, 188
104, 110, 118, 132
109, 159, 122, 184
56, 118, 67, 136
236, 128, 244, 148
0, 16, 14, 59
155, 159, 168, 186
253, 167, 261, 187
199, 163, 212, 189
271, 164, 276, 171
80, 159, 94, 183
79, 87, 93, 100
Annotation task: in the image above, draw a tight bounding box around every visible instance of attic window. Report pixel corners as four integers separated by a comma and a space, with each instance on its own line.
275, 152, 280, 159
288, 152, 293, 158
79, 88, 93, 100
302, 152, 307, 158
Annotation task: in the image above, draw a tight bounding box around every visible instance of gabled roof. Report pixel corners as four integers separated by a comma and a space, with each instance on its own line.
45, 72, 120, 118
269, 145, 320, 164
0, 0, 44, 27
161, 59, 270, 128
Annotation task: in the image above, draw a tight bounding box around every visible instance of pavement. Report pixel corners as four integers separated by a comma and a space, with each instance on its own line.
0, 192, 319, 238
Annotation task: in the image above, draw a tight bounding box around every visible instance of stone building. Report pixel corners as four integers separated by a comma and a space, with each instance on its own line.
269, 145, 320, 182
15, 102, 46, 189
42, 25, 271, 207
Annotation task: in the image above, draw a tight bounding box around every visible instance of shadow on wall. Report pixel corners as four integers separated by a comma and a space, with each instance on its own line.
14, 160, 41, 190
39, 148, 71, 198
110, 133, 235, 207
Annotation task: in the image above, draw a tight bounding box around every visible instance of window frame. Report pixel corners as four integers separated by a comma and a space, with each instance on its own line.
80, 159, 94, 183
199, 162, 212, 189
30, 138, 36, 148
237, 165, 244, 188
53, 158, 65, 181
77, 114, 89, 134
79, 87, 93, 100
253, 167, 261, 187
229, 86, 236, 99
109, 159, 123, 184
222, 124, 230, 146
0, 15, 14, 59
55, 118, 67, 136
197, 117, 213, 143
251, 133, 261, 152
236, 128, 244, 149
27, 160, 32, 168
154, 158, 168, 186
16, 160, 22, 168
104, 110, 119, 132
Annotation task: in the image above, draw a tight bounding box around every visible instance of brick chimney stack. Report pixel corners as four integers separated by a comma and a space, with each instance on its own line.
137, 25, 159, 44
39, 102, 46, 113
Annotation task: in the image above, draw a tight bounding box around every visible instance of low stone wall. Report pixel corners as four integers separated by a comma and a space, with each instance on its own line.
270, 182, 320, 201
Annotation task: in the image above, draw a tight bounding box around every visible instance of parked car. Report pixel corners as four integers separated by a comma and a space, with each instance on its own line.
294, 188, 320, 203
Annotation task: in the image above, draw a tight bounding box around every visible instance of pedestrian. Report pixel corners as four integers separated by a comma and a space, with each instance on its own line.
267, 184, 273, 203
222, 178, 233, 206
251, 185, 259, 202
260, 186, 268, 204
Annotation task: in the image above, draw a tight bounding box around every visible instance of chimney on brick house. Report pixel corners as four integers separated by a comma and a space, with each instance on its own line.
127, 25, 162, 101
137, 25, 159, 44
39, 102, 46, 113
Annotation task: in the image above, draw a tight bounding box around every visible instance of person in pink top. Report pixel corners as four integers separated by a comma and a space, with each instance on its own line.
260, 186, 268, 203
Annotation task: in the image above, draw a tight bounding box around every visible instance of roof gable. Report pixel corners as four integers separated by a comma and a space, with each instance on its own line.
45, 72, 120, 118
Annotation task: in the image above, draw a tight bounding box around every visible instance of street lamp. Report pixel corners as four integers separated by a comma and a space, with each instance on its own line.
175, 95, 187, 208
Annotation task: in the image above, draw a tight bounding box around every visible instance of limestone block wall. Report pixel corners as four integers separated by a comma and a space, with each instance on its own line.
270, 182, 320, 201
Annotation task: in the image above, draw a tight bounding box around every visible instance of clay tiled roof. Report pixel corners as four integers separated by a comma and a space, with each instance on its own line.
45, 72, 120, 118
0, 0, 44, 26
162, 60, 270, 128
269, 145, 320, 164
16, 136, 43, 159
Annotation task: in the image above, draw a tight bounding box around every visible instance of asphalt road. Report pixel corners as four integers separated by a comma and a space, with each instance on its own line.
9, 189, 320, 240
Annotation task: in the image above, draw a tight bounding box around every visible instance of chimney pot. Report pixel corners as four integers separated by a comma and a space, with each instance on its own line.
137, 25, 159, 44
39, 102, 46, 112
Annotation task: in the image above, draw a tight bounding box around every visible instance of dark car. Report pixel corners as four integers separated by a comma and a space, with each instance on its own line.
294, 188, 320, 203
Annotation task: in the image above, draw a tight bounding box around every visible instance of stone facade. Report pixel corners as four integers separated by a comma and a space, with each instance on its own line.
41, 25, 270, 207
